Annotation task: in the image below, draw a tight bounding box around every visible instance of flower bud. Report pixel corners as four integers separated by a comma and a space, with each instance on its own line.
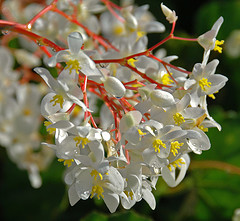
161, 3, 178, 24
119, 110, 142, 132
67, 32, 83, 55
103, 76, 126, 98
150, 89, 175, 107
122, 8, 138, 31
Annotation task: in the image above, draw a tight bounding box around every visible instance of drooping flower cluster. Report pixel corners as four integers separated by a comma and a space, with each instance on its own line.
0, 0, 228, 213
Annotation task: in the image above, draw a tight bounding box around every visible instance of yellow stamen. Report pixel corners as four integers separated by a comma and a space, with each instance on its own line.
208, 91, 218, 99
214, 40, 224, 53
74, 136, 89, 148
113, 25, 124, 36
131, 83, 143, 88
50, 94, 64, 109
127, 58, 137, 67
161, 73, 174, 85
138, 129, 146, 136
90, 169, 103, 181
138, 129, 146, 141
137, 31, 146, 40
173, 113, 185, 126
124, 190, 134, 200
152, 139, 166, 153
199, 78, 211, 92
90, 185, 104, 199
198, 125, 208, 132
110, 63, 118, 77
167, 158, 185, 171
44, 121, 56, 134
65, 59, 81, 74
72, 105, 82, 117
23, 108, 32, 116
58, 158, 74, 167
170, 141, 184, 156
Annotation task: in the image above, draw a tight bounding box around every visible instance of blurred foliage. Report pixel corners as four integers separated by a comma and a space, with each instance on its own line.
1, 0, 240, 220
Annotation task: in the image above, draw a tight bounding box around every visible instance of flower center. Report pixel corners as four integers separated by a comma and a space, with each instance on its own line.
161, 73, 173, 85
65, 59, 81, 74
127, 58, 137, 67
199, 78, 212, 91
173, 112, 185, 126
90, 169, 103, 181
198, 125, 208, 132
74, 136, 89, 148
23, 108, 32, 116
50, 94, 64, 108
167, 158, 185, 171
152, 139, 166, 153
124, 190, 134, 200
137, 31, 145, 39
44, 121, 56, 134
214, 40, 224, 53
58, 159, 74, 167
170, 141, 184, 156
113, 25, 124, 36
90, 185, 104, 199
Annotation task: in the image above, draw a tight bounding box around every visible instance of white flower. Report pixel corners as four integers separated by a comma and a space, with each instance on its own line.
48, 32, 102, 78
150, 93, 206, 126
198, 16, 224, 64
184, 60, 228, 107
35, 67, 88, 112
198, 17, 223, 52
162, 154, 190, 187
66, 141, 125, 212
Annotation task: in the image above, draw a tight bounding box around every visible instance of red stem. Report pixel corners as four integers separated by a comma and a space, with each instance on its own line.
27, 4, 55, 29
101, 0, 122, 11
66, 103, 76, 114
148, 35, 172, 52
172, 36, 198, 41
162, 63, 178, 85
149, 54, 191, 75
104, 1, 125, 23
125, 63, 171, 88
0, 20, 64, 51
52, 8, 119, 51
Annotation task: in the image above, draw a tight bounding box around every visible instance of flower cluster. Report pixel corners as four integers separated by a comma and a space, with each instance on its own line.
0, 47, 53, 188
0, 0, 228, 213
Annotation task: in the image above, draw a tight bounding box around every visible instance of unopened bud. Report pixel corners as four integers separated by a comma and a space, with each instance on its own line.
150, 89, 175, 107
161, 3, 178, 24
119, 110, 142, 132
104, 76, 126, 98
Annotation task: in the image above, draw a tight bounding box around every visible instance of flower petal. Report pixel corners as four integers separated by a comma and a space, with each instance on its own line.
68, 32, 83, 55
103, 191, 120, 213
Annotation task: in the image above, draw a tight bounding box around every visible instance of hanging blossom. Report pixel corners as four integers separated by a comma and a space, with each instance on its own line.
0, 0, 228, 213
